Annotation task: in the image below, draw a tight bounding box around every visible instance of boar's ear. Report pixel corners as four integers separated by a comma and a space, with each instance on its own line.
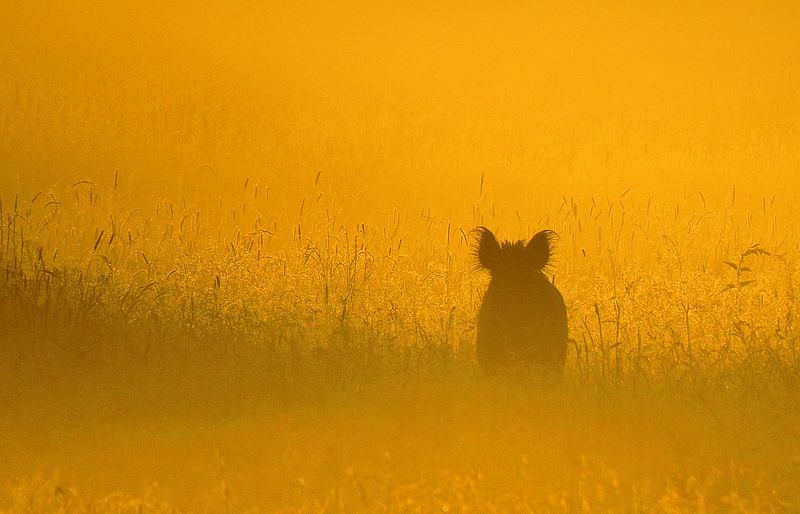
526, 230, 557, 271
473, 227, 501, 270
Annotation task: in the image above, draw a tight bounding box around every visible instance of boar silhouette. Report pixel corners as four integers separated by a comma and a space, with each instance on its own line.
474, 228, 568, 375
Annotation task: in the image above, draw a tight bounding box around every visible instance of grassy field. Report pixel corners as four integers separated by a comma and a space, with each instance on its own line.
2, 1, 800, 512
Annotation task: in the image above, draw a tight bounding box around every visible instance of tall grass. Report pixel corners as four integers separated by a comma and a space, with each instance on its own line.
2, 180, 799, 511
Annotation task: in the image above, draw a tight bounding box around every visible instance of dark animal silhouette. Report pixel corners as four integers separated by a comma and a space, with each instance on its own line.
474, 228, 568, 375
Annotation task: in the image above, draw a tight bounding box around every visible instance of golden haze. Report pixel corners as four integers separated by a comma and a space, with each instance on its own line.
1, 1, 800, 511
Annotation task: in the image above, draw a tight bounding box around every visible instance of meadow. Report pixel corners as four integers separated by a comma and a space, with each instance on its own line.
2, 1, 800, 512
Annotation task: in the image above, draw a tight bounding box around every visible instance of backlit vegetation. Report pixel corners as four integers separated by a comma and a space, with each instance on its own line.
2, 1, 800, 512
